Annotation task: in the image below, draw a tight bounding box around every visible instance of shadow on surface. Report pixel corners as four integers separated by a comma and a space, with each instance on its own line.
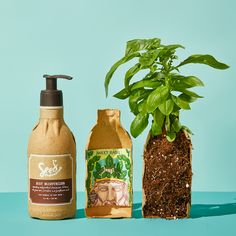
190, 202, 236, 218
132, 202, 236, 219
75, 208, 86, 219
133, 203, 142, 218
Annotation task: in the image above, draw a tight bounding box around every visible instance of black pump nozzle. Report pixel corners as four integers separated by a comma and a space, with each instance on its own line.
40, 74, 73, 107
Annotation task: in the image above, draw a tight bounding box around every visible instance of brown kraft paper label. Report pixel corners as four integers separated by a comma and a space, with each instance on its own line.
29, 154, 73, 205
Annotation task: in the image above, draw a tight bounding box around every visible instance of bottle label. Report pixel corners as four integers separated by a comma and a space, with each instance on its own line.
86, 148, 132, 208
29, 154, 73, 205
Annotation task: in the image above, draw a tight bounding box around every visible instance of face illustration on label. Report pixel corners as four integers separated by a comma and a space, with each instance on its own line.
38, 160, 62, 178
90, 179, 129, 206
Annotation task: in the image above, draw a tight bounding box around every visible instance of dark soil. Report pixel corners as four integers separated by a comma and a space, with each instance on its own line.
143, 131, 192, 219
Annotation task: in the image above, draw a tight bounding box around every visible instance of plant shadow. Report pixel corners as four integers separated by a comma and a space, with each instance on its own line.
132, 202, 236, 219
190, 202, 236, 218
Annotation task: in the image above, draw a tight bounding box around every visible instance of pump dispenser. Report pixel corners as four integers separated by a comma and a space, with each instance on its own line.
40, 74, 72, 107
28, 74, 76, 220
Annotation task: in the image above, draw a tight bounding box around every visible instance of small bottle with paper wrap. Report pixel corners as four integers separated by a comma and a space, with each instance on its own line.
85, 109, 133, 218
28, 74, 76, 220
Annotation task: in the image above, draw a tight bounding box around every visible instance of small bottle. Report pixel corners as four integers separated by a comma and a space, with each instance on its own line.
28, 74, 76, 220
85, 109, 133, 218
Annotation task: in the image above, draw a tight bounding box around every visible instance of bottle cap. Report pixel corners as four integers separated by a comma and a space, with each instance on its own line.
40, 74, 73, 106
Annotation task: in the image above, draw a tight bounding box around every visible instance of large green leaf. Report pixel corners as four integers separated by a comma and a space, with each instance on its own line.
179, 93, 197, 103
131, 80, 162, 91
105, 52, 140, 97
130, 112, 149, 138
129, 89, 151, 115
138, 99, 147, 113
113, 88, 130, 99
124, 63, 141, 89
172, 95, 191, 110
125, 38, 161, 56
146, 86, 169, 112
177, 89, 203, 98
177, 54, 229, 69
172, 75, 204, 90
158, 98, 174, 115
139, 49, 160, 67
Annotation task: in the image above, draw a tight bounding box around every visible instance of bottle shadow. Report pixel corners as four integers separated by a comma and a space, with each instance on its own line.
133, 203, 142, 218
132, 202, 236, 219
75, 208, 86, 219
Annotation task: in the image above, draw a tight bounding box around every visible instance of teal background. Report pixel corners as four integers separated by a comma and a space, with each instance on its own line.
0, 0, 235, 192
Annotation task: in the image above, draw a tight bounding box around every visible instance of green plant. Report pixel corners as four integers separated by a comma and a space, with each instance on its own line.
105, 38, 229, 141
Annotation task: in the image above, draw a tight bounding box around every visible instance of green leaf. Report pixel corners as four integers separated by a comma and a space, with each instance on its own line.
131, 80, 162, 91
117, 162, 123, 171
124, 63, 141, 89
129, 89, 151, 115
125, 38, 161, 56
178, 89, 203, 98
151, 109, 165, 135
158, 99, 174, 115
159, 44, 184, 63
177, 54, 229, 69
130, 112, 149, 138
172, 75, 204, 89
138, 99, 147, 113
105, 155, 114, 168
88, 162, 94, 171
93, 155, 101, 161
172, 95, 191, 110
113, 88, 130, 99
106, 173, 111, 178
166, 131, 176, 142
171, 117, 182, 132
165, 115, 171, 132
154, 109, 165, 127
139, 49, 160, 67
151, 119, 162, 136
179, 93, 197, 103
146, 86, 169, 112
159, 44, 185, 60
105, 52, 140, 97
95, 163, 102, 172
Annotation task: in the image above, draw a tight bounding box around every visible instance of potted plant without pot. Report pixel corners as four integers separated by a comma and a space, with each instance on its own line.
104, 38, 229, 219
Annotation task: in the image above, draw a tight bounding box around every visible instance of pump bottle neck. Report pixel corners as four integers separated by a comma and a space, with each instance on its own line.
40, 107, 64, 119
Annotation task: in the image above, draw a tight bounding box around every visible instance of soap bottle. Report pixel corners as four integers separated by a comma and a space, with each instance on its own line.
28, 74, 76, 220
85, 109, 133, 218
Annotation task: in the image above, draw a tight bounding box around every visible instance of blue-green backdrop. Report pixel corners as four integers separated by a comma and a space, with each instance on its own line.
0, 0, 235, 192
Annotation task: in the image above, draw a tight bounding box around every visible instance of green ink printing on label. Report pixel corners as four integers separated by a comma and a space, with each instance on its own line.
86, 148, 132, 208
